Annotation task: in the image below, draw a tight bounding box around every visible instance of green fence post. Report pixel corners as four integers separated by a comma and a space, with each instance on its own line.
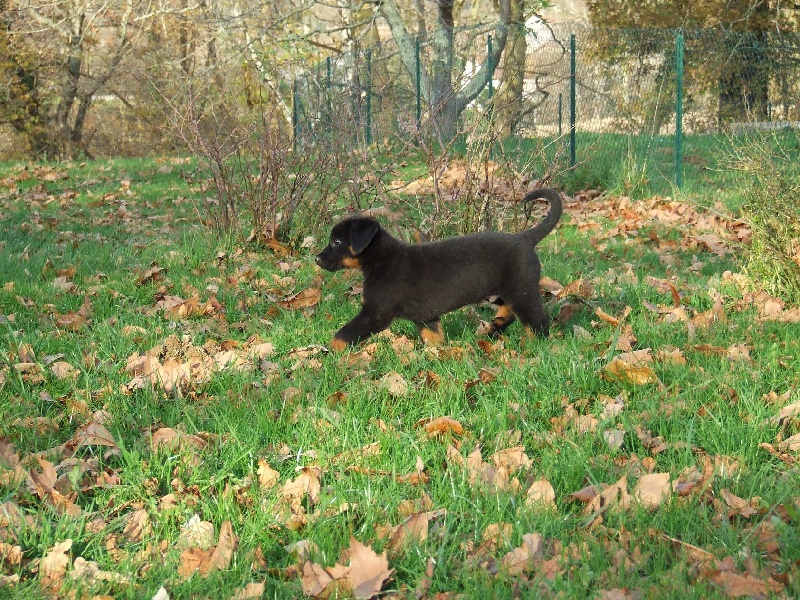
569, 34, 576, 168
365, 49, 372, 146
675, 31, 684, 189
415, 37, 422, 130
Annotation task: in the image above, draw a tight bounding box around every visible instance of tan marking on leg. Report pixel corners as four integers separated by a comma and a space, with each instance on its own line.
330, 336, 348, 352
418, 322, 444, 346
492, 304, 514, 325
523, 325, 535, 339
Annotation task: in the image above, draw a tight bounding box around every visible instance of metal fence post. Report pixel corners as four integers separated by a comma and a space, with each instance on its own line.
365, 49, 372, 146
569, 34, 576, 168
675, 32, 684, 189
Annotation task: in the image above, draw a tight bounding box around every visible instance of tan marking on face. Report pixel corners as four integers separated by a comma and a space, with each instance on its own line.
330, 337, 348, 352
341, 256, 362, 269
419, 323, 444, 346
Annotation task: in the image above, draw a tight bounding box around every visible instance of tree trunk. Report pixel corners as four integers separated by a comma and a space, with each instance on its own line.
493, 0, 527, 137
378, 0, 511, 145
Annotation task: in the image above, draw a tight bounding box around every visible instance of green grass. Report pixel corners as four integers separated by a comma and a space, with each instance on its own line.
0, 156, 799, 599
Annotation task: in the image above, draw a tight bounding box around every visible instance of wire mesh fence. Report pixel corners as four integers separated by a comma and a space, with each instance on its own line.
292, 24, 800, 192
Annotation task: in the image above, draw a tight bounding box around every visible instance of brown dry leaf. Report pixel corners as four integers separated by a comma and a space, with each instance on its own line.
417, 416, 464, 438
71, 556, 131, 585
285, 539, 320, 563
0, 542, 22, 566
279, 287, 321, 310
178, 520, 236, 579
596, 307, 621, 325
122, 509, 151, 543
387, 511, 430, 555
709, 569, 783, 598
601, 350, 658, 385
720, 489, 760, 519
71, 422, 118, 450
205, 520, 236, 574
26, 459, 82, 517
300, 537, 393, 599
137, 264, 165, 285
490, 446, 532, 473
178, 547, 212, 581
50, 361, 79, 381
499, 532, 545, 576
768, 400, 800, 426
281, 468, 322, 508
340, 537, 393, 599
525, 479, 556, 509
230, 582, 266, 600
583, 476, 631, 515
603, 429, 626, 450
379, 371, 408, 397
39, 539, 72, 594
558, 279, 592, 300
52, 276, 77, 294
178, 515, 216, 551
150, 427, 207, 452
777, 432, 800, 452
656, 347, 687, 366
257, 460, 280, 489
644, 276, 682, 306
632, 473, 671, 509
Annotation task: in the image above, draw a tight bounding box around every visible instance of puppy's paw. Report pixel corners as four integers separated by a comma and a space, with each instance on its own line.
330, 336, 348, 352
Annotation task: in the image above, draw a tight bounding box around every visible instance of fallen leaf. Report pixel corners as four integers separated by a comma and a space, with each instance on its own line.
633, 473, 671, 509
387, 511, 429, 555
500, 532, 544, 575
416, 416, 464, 438
525, 479, 556, 509
601, 353, 658, 385
39, 539, 72, 593
583, 476, 630, 515
279, 287, 321, 310
379, 371, 408, 397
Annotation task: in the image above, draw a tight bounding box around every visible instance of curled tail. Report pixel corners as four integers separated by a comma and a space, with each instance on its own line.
520, 188, 563, 246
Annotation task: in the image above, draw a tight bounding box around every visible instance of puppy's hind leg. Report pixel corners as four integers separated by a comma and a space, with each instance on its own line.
483, 302, 517, 336
416, 320, 444, 346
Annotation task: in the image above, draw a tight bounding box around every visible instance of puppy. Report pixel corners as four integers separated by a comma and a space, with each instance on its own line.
316, 188, 563, 351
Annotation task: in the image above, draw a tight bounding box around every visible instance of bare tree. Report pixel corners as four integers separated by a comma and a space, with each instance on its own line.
378, 0, 514, 143
5, 0, 150, 158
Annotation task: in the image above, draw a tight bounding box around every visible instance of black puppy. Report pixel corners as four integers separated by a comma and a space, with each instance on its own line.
316, 188, 563, 351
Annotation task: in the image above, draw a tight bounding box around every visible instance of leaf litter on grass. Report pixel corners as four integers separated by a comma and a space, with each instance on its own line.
2, 163, 800, 598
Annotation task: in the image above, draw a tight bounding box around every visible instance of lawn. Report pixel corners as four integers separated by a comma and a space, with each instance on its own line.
0, 156, 798, 599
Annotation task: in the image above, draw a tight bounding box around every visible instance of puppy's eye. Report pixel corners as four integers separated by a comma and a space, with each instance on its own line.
331, 239, 341, 247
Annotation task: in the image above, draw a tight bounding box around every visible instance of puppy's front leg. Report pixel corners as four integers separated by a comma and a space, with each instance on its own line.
330, 308, 392, 351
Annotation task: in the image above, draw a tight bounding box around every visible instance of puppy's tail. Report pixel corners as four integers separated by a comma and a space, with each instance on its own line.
520, 188, 563, 246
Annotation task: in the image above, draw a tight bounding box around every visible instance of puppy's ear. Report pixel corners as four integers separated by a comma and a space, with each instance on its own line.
349, 220, 379, 254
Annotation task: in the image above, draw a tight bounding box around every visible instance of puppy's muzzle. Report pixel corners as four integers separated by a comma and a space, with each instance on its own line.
315, 250, 341, 272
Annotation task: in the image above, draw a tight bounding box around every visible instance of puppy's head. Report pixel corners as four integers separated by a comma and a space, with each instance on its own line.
316, 216, 380, 271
